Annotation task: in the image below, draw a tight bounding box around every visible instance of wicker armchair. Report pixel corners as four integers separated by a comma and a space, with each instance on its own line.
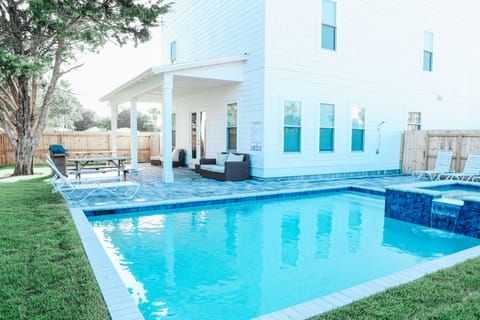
199, 152, 250, 181
151, 149, 185, 167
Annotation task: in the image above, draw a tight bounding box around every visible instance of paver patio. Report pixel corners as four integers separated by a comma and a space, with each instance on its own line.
68, 163, 418, 209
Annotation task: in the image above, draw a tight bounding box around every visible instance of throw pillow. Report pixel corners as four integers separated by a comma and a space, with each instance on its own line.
227, 153, 244, 162
172, 148, 180, 161
216, 153, 228, 166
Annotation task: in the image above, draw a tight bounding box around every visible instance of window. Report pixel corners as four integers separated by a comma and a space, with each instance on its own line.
170, 41, 177, 63
322, 0, 337, 50
423, 32, 433, 71
407, 112, 421, 130
319, 104, 335, 151
284, 100, 302, 152
226, 103, 237, 151
172, 113, 176, 147
351, 106, 365, 151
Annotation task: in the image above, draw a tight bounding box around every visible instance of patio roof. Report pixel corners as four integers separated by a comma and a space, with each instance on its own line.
100, 54, 248, 183
100, 54, 248, 106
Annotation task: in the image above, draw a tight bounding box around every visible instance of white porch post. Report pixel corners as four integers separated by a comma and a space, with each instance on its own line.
161, 73, 174, 182
130, 97, 139, 171
110, 105, 118, 157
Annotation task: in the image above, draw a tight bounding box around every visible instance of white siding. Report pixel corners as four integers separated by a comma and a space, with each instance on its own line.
162, 0, 266, 173
260, 0, 480, 177
163, 0, 480, 178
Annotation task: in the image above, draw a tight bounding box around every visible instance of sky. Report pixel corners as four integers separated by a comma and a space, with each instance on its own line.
64, 28, 163, 118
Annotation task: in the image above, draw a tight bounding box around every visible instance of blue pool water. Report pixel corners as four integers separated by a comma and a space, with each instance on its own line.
89, 192, 480, 320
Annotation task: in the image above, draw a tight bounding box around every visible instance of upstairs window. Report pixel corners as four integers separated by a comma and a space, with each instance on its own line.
351, 106, 365, 151
423, 32, 433, 71
322, 0, 337, 50
170, 41, 177, 63
407, 112, 421, 130
226, 103, 237, 151
319, 104, 335, 151
284, 100, 302, 152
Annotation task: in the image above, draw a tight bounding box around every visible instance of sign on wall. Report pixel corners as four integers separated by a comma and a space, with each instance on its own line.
250, 121, 262, 151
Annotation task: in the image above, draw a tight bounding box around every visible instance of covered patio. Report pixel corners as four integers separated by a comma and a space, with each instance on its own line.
101, 55, 248, 183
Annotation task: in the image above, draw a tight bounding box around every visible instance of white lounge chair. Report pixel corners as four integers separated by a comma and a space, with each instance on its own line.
46, 156, 139, 202
438, 153, 480, 181
412, 150, 454, 180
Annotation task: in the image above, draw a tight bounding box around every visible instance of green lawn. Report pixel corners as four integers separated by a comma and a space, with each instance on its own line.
2, 167, 480, 320
0, 169, 110, 319
312, 257, 480, 320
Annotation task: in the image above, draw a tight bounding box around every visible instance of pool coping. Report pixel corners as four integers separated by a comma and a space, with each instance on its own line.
68, 185, 480, 320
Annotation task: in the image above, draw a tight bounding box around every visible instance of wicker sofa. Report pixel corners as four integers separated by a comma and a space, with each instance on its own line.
199, 152, 250, 181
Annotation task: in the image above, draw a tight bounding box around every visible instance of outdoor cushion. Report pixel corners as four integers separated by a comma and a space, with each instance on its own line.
172, 148, 180, 161
227, 153, 244, 162
200, 164, 225, 173
216, 153, 229, 166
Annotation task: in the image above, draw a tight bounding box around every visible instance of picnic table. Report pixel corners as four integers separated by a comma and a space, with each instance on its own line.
67, 156, 131, 181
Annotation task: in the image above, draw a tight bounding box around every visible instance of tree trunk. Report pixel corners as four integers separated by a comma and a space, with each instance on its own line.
13, 135, 36, 176
11, 78, 37, 176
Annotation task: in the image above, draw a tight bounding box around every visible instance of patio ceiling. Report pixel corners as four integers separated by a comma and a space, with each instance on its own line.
100, 55, 248, 106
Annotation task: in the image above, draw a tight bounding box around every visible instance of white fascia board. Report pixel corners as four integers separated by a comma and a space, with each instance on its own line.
100, 54, 248, 105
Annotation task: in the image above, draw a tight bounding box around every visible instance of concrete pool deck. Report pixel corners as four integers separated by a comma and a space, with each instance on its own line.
67, 163, 415, 209
65, 165, 480, 320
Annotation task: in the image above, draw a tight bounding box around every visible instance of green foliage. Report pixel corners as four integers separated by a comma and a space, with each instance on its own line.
73, 108, 98, 131
0, 0, 170, 175
47, 80, 83, 129
0, 175, 110, 319
1, 0, 171, 79
117, 108, 154, 131
0, 51, 48, 80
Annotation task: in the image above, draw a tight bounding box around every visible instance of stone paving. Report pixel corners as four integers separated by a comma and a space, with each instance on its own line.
70, 163, 420, 209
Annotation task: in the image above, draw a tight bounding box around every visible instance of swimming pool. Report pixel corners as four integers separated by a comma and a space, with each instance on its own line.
89, 191, 480, 320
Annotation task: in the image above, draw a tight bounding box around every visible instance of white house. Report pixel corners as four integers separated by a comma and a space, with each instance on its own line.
101, 0, 480, 182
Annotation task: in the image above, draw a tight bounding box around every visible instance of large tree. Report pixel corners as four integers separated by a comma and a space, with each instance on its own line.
0, 0, 170, 175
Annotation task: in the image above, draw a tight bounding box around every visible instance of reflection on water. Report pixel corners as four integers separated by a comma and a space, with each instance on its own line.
316, 211, 332, 259
281, 213, 300, 267
89, 192, 480, 320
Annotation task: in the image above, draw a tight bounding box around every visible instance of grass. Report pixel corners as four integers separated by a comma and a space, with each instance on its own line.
312, 258, 480, 320
2, 167, 480, 320
0, 170, 110, 320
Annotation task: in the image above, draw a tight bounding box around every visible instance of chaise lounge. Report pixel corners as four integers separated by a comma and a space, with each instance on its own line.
199, 152, 250, 181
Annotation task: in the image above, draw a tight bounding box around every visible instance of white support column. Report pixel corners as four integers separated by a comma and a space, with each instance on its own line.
130, 97, 139, 171
161, 73, 174, 182
110, 105, 118, 157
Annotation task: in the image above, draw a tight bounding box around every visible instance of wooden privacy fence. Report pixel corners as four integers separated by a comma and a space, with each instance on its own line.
401, 130, 480, 174
0, 132, 160, 166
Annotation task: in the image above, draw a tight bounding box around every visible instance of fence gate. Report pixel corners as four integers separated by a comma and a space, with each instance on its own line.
401, 130, 480, 174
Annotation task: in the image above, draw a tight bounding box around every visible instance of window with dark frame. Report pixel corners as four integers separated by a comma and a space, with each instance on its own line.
172, 113, 176, 147
284, 100, 302, 152
351, 106, 365, 152
226, 103, 237, 151
407, 112, 421, 130
170, 41, 177, 63
319, 104, 335, 152
322, 0, 337, 51
423, 32, 433, 71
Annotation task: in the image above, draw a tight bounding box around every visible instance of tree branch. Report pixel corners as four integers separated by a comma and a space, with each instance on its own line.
59, 63, 84, 77
33, 36, 65, 137
0, 85, 17, 111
